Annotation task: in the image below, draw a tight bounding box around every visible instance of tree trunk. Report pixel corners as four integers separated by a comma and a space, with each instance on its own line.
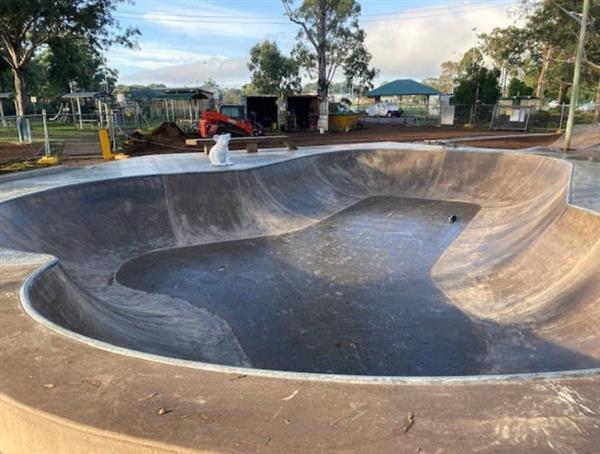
535, 47, 552, 103
316, 0, 329, 131
595, 78, 600, 124
11, 66, 26, 116
558, 81, 571, 105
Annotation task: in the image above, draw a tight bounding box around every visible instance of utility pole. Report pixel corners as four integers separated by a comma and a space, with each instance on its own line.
564, 0, 591, 151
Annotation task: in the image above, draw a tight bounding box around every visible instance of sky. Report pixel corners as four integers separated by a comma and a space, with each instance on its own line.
107, 0, 520, 88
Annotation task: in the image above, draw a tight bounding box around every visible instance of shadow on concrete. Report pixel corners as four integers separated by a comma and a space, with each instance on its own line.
117, 197, 600, 376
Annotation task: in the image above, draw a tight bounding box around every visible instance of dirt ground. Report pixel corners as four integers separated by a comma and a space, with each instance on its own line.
451, 134, 560, 150
0, 142, 47, 174
0, 125, 563, 172
125, 124, 558, 156
0, 142, 43, 165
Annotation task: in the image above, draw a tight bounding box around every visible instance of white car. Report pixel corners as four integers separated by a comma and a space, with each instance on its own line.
366, 102, 403, 118
577, 101, 596, 112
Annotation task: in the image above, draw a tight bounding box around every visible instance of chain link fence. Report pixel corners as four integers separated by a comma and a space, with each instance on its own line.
0, 103, 191, 163
1, 101, 598, 171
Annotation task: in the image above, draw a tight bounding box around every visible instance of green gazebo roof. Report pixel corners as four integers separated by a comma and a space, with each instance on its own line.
367, 79, 439, 97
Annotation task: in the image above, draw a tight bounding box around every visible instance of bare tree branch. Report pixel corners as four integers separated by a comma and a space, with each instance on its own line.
282, 1, 318, 50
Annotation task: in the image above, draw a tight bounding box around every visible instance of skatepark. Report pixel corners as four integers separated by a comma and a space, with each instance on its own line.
2, 126, 600, 452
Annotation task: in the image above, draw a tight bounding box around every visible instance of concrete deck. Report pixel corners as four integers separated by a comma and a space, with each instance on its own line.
1, 141, 600, 453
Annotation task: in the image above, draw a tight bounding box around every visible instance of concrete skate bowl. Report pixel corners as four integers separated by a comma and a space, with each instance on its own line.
3, 148, 600, 380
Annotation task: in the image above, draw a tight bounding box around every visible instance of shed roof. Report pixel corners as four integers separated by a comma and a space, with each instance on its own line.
367, 79, 440, 97
158, 88, 213, 100
62, 92, 113, 99
0, 93, 15, 99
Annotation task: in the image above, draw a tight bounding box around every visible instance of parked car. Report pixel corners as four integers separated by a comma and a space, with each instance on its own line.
366, 102, 403, 118
577, 101, 596, 112
547, 100, 560, 109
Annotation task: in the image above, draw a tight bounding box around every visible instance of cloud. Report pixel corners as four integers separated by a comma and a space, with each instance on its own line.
364, 3, 517, 81
116, 51, 250, 87
107, 42, 218, 71
140, 4, 290, 39
110, 2, 519, 87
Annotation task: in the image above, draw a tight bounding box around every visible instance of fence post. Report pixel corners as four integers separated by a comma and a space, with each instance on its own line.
16, 117, 23, 143
16, 117, 32, 143
559, 103, 566, 131
0, 100, 5, 127
105, 103, 110, 130
25, 118, 32, 143
42, 109, 51, 157
76, 96, 83, 130
111, 112, 117, 151
98, 101, 104, 129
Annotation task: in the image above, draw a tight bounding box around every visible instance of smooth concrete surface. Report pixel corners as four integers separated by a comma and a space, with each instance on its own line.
1, 142, 600, 452
117, 197, 484, 376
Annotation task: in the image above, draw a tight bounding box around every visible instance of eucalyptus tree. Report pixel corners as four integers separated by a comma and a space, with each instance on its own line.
282, 0, 377, 127
0, 0, 137, 115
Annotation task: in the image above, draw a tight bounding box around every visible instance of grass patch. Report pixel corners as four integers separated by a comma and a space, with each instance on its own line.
0, 159, 43, 174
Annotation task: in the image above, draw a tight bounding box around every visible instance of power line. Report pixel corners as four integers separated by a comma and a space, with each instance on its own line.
117, 0, 514, 20
115, 2, 516, 25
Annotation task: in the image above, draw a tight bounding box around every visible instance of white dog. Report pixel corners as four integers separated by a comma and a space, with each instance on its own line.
208, 133, 233, 166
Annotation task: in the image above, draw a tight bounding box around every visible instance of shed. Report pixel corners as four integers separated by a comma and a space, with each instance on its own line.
61, 91, 113, 100
246, 95, 279, 130
157, 88, 213, 101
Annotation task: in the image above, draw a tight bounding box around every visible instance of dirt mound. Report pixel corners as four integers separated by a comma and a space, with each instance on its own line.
125, 122, 187, 155
148, 122, 187, 144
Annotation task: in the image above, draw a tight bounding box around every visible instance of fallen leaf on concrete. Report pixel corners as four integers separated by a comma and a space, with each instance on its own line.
229, 374, 247, 381
329, 409, 368, 427
281, 388, 301, 401
138, 392, 159, 401
401, 413, 415, 434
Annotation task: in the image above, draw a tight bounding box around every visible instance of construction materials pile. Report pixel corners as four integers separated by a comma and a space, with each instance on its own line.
125, 122, 188, 156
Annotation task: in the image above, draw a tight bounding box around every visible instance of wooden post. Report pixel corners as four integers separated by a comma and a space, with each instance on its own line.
0, 99, 5, 127
564, 0, 591, 151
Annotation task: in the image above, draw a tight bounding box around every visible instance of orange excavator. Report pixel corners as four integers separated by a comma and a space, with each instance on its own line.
199, 105, 263, 138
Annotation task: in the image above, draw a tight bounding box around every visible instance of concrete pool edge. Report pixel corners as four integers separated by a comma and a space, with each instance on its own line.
19, 256, 600, 386
12, 146, 600, 384
3, 143, 600, 454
